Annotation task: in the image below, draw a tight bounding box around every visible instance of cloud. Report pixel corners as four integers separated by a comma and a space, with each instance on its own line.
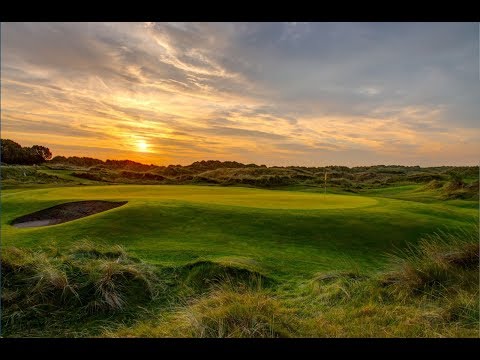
199, 126, 288, 140
0, 114, 112, 140
1, 22, 479, 166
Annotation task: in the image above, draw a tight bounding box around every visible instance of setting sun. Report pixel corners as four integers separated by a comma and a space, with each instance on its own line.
136, 140, 148, 152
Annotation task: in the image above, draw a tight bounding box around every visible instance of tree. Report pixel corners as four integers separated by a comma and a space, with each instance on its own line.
50, 155, 67, 163
1, 139, 52, 165
30, 145, 52, 162
1, 139, 24, 164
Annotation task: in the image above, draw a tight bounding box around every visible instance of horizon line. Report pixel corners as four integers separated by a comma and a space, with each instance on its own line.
45, 155, 480, 169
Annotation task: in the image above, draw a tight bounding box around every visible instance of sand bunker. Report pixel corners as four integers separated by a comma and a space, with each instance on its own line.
11, 200, 127, 228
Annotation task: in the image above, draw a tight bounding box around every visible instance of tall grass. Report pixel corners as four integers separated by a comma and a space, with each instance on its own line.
1, 241, 160, 335
381, 224, 479, 298
108, 282, 299, 338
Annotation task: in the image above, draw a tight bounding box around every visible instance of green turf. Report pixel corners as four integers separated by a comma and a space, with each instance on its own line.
2, 185, 477, 281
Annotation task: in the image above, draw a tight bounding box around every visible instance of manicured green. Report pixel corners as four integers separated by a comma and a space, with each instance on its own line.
2, 184, 477, 281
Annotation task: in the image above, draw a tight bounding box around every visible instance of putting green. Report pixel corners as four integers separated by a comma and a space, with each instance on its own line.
1, 185, 377, 210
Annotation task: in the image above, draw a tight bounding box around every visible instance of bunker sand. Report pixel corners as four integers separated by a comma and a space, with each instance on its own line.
11, 200, 128, 228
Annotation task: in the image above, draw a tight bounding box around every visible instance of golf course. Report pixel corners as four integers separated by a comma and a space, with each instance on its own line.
2, 22, 480, 343
2, 176, 478, 337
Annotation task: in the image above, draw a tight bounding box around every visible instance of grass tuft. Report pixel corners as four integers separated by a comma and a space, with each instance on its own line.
381, 224, 479, 298
109, 283, 299, 338
177, 259, 272, 296
1, 242, 160, 335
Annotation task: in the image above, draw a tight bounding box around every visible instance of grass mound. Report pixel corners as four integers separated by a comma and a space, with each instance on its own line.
1, 241, 159, 336
442, 180, 479, 200
308, 270, 368, 306
108, 285, 299, 338
295, 224, 479, 337
381, 224, 479, 297
423, 179, 444, 190
178, 258, 273, 295
1, 165, 68, 185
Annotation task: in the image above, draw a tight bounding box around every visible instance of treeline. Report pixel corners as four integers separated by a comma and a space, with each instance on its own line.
1, 139, 52, 165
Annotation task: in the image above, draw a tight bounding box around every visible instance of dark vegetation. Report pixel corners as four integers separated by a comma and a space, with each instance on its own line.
1, 241, 160, 336
1, 139, 52, 165
2, 225, 478, 337
2, 140, 478, 200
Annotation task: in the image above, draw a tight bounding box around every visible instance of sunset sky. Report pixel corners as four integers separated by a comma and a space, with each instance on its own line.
1, 22, 479, 166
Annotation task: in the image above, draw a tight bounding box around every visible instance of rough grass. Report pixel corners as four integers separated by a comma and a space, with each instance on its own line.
31, 163, 479, 192
381, 224, 479, 297
1, 241, 160, 336
300, 224, 479, 337
176, 259, 273, 297
104, 224, 479, 338
108, 284, 298, 338
1, 166, 69, 185
428, 179, 480, 200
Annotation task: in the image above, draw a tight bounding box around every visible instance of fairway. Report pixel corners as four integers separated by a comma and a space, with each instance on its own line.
2, 185, 477, 279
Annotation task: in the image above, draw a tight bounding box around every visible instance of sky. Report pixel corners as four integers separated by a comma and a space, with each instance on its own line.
1, 22, 479, 166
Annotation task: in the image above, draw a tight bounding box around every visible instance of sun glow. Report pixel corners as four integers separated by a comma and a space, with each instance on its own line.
136, 140, 148, 152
